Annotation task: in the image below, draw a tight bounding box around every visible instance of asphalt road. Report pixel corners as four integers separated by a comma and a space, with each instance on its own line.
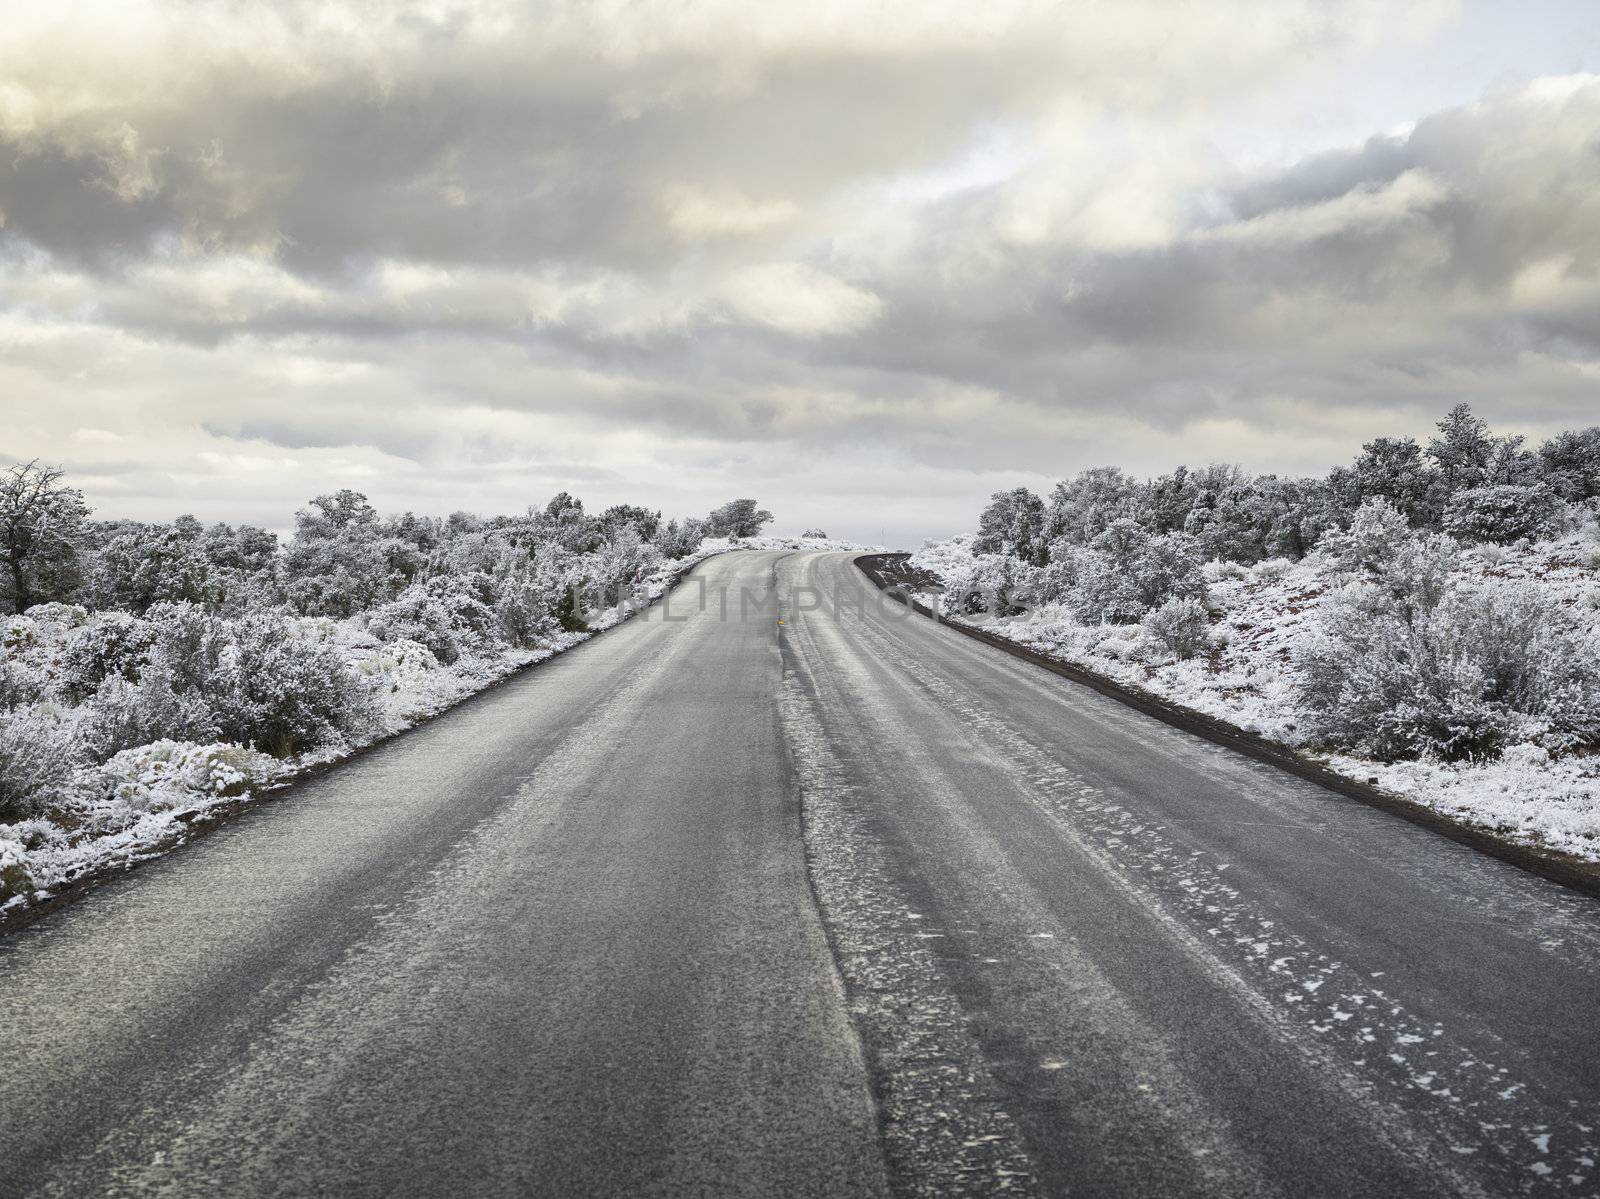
2, 550, 1598, 1197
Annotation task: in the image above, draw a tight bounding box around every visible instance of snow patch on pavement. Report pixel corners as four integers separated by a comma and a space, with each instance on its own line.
868, 618, 1600, 1192
779, 659, 1038, 1194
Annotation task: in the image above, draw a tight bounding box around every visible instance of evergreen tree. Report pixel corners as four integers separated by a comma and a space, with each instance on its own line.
1538, 426, 1600, 502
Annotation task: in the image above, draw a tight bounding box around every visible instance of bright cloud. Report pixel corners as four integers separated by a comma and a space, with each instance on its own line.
2, 1, 1597, 546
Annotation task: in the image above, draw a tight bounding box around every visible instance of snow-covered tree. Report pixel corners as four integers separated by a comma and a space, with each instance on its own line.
1045, 468, 1139, 547
597, 504, 662, 543
1, 462, 91, 614
1483, 434, 1544, 488
84, 521, 213, 612
1426, 402, 1496, 494
974, 487, 1047, 563
283, 491, 396, 618
1425, 403, 1543, 501
202, 522, 279, 581
1538, 426, 1600, 503
705, 498, 773, 539
656, 518, 706, 560
1184, 479, 1276, 563
379, 512, 443, 587
1069, 521, 1208, 624
82, 516, 281, 615
537, 492, 601, 552
1141, 466, 1198, 535
1348, 437, 1440, 528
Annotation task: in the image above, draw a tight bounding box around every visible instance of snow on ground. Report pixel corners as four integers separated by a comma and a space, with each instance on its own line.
707, 535, 882, 554
0, 537, 876, 919
907, 537, 1600, 864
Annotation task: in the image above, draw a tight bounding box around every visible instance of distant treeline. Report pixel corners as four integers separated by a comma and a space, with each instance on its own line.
970, 404, 1600, 567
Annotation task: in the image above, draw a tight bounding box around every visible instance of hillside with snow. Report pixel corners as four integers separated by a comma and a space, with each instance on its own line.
907, 529, 1600, 864
903, 405, 1600, 866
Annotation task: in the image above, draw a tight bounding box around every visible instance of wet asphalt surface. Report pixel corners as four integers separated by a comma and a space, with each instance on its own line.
2, 551, 1598, 1197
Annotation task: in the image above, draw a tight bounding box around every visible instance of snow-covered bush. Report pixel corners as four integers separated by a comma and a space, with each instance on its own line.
61, 612, 157, 702
939, 554, 1039, 618
84, 671, 219, 758
493, 572, 558, 648
909, 534, 981, 582
655, 517, 706, 560
367, 586, 465, 665
72, 609, 384, 759
1138, 532, 1209, 606
1297, 573, 1600, 763
353, 638, 440, 694
1093, 633, 1145, 662
0, 833, 29, 896
1317, 499, 1460, 612
75, 603, 234, 755
24, 601, 89, 630
144, 602, 232, 694
0, 659, 44, 710
85, 740, 276, 813
0, 471, 761, 913
1204, 559, 1249, 583
1031, 551, 1082, 606
0, 704, 84, 819
916, 422, 1600, 860
1443, 484, 1562, 546
1251, 557, 1295, 582
422, 572, 504, 656
1070, 523, 1208, 624
589, 525, 662, 599
215, 615, 380, 756
1477, 544, 1510, 568
1142, 596, 1213, 660
1, 615, 40, 656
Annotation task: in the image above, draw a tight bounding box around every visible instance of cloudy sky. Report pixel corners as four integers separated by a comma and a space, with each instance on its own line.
2, 0, 1598, 546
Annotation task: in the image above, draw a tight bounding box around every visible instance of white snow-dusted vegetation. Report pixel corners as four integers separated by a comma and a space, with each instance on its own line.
0, 478, 863, 914
906, 405, 1600, 862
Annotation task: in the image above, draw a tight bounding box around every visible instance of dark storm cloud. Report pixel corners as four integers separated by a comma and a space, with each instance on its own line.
827, 77, 1600, 415
0, 9, 1181, 275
